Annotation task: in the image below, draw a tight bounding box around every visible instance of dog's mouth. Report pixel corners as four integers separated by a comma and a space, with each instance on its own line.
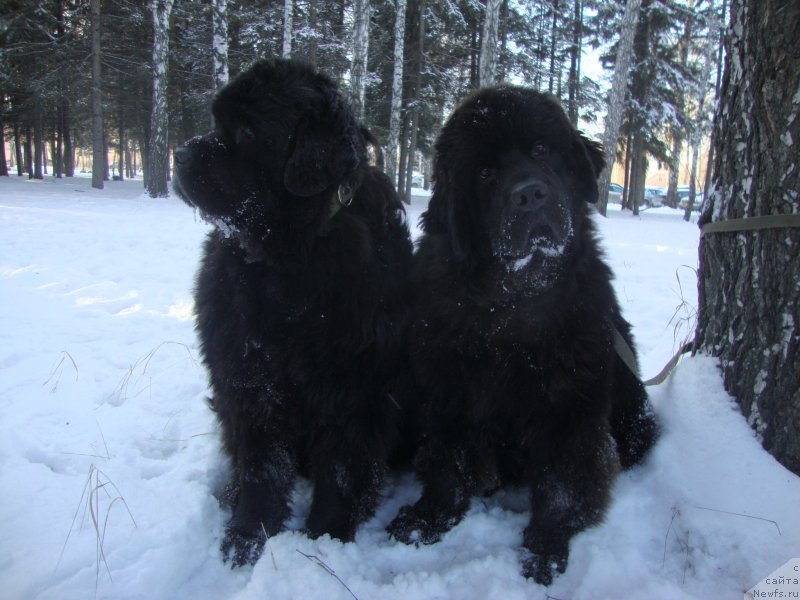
497, 221, 571, 263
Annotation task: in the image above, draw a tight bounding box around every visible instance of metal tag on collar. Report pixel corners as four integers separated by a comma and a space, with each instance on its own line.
337, 183, 354, 207
328, 183, 354, 220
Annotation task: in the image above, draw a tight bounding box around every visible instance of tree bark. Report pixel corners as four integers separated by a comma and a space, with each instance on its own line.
118, 104, 125, 181
479, 0, 502, 87
32, 109, 44, 180
596, 0, 642, 216
0, 110, 7, 176
91, 0, 104, 189
62, 99, 74, 177
696, 0, 800, 475
13, 119, 23, 176
212, 0, 229, 88
402, 0, 425, 204
547, 0, 560, 94
146, 0, 175, 198
386, 0, 407, 187
350, 0, 370, 121
567, 0, 583, 124
282, 0, 292, 58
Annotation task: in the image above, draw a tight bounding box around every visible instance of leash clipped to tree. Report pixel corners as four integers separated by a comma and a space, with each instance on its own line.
613, 211, 800, 386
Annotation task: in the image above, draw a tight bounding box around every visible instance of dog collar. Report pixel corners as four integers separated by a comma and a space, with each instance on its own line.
328, 183, 355, 220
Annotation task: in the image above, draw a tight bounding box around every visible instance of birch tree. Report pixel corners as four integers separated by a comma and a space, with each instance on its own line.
146, 0, 175, 198
282, 0, 293, 58
697, 0, 800, 475
212, 0, 229, 88
350, 0, 370, 121
596, 0, 642, 216
90, 0, 104, 190
479, 0, 502, 87
386, 0, 407, 187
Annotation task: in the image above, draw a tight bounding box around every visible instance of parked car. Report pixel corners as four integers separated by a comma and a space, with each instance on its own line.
608, 183, 624, 204
644, 186, 665, 207
676, 185, 703, 210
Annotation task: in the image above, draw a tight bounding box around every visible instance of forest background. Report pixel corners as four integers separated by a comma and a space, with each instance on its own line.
0, 0, 724, 216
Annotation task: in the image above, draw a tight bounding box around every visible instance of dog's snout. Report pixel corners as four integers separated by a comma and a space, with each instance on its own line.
173, 146, 191, 166
511, 180, 548, 210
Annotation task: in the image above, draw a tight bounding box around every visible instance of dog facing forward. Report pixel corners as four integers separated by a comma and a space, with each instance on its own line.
388, 87, 659, 585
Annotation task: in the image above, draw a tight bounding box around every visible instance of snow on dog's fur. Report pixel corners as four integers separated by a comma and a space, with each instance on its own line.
388, 86, 659, 585
173, 59, 414, 567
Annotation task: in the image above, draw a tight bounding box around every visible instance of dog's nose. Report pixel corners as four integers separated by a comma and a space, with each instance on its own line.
511, 180, 549, 210
173, 146, 191, 166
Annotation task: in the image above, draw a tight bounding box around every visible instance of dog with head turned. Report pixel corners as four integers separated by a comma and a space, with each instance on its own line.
173, 58, 414, 566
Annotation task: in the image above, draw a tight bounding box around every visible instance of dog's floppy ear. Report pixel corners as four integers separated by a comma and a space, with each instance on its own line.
577, 133, 605, 203
284, 117, 341, 197
424, 163, 471, 261
581, 134, 606, 176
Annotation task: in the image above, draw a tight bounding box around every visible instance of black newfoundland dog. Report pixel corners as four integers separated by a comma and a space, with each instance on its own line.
387, 87, 658, 585
173, 59, 413, 566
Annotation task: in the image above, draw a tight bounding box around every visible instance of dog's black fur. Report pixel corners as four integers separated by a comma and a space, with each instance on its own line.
173, 59, 413, 566
387, 87, 658, 585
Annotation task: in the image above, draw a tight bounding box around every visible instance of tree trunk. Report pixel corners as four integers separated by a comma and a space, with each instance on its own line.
397, 111, 409, 200
547, 0, 560, 94
282, 0, 292, 58
62, 99, 74, 177
54, 111, 63, 178
622, 131, 632, 209
596, 0, 642, 216
350, 0, 370, 120
118, 104, 125, 181
212, 0, 229, 88
683, 0, 717, 222
567, 0, 583, 124
666, 130, 680, 207
0, 111, 7, 176
479, 0, 502, 87
701, 0, 728, 215
13, 119, 23, 176
696, 0, 800, 475
146, 0, 175, 198
386, 0, 407, 187
32, 109, 44, 180
307, 0, 318, 65
103, 129, 110, 180
91, 0, 104, 189
24, 125, 33, 176
630, 131, 645, 216
402, 0, 425, 204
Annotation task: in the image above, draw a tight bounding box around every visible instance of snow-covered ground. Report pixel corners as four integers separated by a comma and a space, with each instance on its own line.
1, 175, 797, 600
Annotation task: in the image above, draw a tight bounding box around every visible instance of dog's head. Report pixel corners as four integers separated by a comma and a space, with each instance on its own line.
173, 59, 367, 235
423, 86, 604, 287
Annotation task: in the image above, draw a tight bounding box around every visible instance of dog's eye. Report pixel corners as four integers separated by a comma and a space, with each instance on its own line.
478, 166, 496, 181
531, 143, 549, 158
236, 126, 255, 144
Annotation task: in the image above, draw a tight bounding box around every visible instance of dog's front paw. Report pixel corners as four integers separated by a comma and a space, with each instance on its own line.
221, 525, 266, 568
387, 504, 459, 545
520, 550, 567, 586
